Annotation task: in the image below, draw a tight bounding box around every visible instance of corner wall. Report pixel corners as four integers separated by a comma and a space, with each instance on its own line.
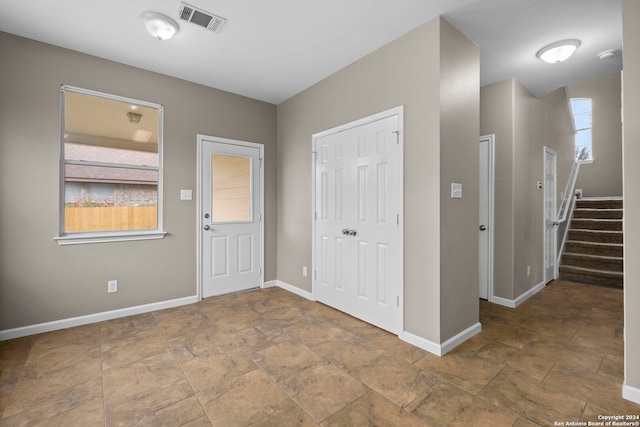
439, 18, 480, 341
622, 0, 640, 403
0, 32, 277, 331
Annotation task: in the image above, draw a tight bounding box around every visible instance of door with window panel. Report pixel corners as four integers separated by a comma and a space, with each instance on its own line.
201, 140, 262, 297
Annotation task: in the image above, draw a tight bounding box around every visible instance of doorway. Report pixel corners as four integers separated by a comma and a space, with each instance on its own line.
312, 107, 403, 334
479, 135, 495, 300
543, 146, 557, 284
197, 135, 264, 298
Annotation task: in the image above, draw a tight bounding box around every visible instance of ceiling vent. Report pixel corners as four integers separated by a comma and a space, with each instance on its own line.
178, 2, 227, 33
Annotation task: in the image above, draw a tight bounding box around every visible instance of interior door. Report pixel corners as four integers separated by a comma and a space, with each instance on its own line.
479, 135, 493, 300
314, 114, 400, 334
543, 147, 557, 283
201, 139, 262, 298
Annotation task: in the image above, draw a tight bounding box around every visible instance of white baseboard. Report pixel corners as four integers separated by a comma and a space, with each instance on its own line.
491, 281, 546, 309
267, 280, 315, 301
623, 383, 640, 404
0, 295, 198, 341
514, 280, 546, 306
490, 296, 517, 308
401, 322, 482, 357
263, 280, 278, 289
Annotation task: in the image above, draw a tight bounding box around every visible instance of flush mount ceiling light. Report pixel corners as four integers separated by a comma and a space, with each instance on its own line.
127, 111, 142, 123
141, 11, 179, 40
536, 39, 581, 64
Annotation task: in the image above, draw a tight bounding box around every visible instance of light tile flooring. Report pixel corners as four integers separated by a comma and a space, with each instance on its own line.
1, 280, 638, 426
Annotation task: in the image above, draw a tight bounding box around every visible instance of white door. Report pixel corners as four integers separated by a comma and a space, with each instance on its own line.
314, 112, 401, 334
543, 147, 557, 284
479, 135, 494, 300
199, 137, 263, 298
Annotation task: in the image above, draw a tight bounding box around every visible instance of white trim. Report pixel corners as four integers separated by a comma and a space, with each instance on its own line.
490, 280, 546, 309
479, 134, 495, 303
268, 280, 315, 301
311, 106, 404, 333
54, 231, 167, 245
196, 135, 265, 301
490, 296, 517, 309
622, 383, 640, 404
0, 295, 198, 341
514, 280, 546, 306
400, 323, 482, 357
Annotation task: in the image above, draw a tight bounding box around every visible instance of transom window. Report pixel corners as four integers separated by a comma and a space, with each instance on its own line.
56, 86, 165, 244
570, 98, 592, 162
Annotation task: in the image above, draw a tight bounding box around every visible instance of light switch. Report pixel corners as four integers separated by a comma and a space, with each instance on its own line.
180, 189, 192, 201
451, 183, 463, 199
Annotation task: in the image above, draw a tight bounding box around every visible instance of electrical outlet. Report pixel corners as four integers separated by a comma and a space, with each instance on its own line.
108, 280, 118, 293
302, 266, 308, 277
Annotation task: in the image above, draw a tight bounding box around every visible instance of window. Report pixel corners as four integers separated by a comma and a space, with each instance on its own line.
55, 86, 165, 244
570, 98, 592, 162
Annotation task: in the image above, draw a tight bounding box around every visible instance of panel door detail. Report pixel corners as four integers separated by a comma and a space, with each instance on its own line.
314, 114, 400, 334
201, 140, 262, 298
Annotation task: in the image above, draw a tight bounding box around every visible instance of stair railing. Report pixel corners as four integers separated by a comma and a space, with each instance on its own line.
557, 160, 581, 224
555, 160, 581, 278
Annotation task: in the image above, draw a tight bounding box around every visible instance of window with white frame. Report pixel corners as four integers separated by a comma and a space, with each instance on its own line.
56, 86, 165, 244
570, 98, 592, 161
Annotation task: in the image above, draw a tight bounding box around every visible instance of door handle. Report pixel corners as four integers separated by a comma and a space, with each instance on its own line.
479, 225, 486, 231
204, 225, 211, 231
342, 229, 349, 235
348, 229, 357, 236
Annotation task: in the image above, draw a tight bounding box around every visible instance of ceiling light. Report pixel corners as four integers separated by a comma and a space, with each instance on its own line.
536, 39, 581, 64
141, 12, 179, 40
127, 112, 143, 123
597, 49, 617, 60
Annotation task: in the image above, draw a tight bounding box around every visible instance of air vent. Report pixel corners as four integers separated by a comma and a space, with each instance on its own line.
178, 2, 227, 33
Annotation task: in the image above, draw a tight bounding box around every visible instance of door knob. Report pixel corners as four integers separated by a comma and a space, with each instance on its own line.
342, 229, 349, 235
479, 225, 486, 231
204, 225, 211, 231
204, 213, 210, 219
349, 229, 357, 236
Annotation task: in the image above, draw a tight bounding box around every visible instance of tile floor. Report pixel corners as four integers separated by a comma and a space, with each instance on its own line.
1, 280, 638, 426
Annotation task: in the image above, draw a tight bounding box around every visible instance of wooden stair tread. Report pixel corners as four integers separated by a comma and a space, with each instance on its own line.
565, 240, 622, 247
563, 253, 622, 261
559, 265, 623, 277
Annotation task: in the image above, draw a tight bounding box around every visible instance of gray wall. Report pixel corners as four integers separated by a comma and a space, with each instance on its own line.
622, 0, 640, 400
438, 19, 480, 341
569, 73, 623, 197
0, 32, 277, 330
480, 79, 574, 302
277, 17, 479, 344
480, 79, 515, 299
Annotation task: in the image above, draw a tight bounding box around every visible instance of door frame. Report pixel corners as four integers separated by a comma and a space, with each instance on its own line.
543, 146, 557, 284
479, 134, 495, 302
196, 134, 265, 300
311, 105, 404, 334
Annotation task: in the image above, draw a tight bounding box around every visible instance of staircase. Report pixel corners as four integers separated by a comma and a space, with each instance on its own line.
559, 198, 623, 288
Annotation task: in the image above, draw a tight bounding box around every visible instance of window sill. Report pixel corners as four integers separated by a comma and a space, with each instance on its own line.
578, 159, 594, 165
54, 231, 167, 245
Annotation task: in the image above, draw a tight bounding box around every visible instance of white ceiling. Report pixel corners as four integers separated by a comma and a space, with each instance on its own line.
0, 0, 622, 104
